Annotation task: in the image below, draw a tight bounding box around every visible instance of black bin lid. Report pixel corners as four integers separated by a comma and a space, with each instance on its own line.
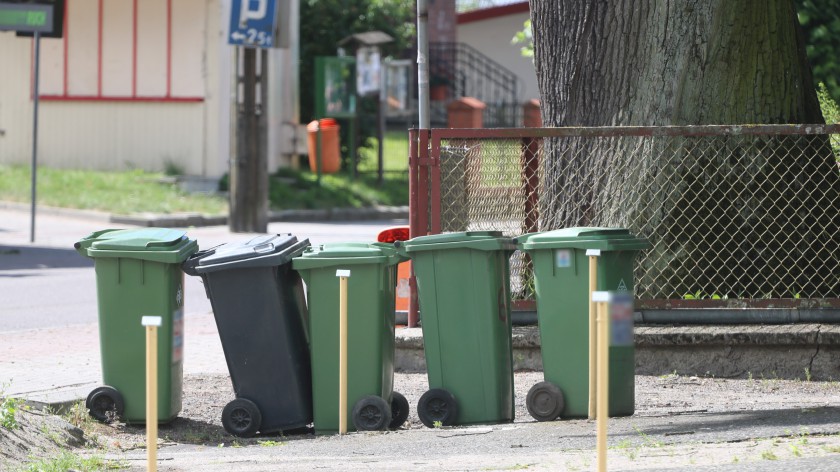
198, 234, 301, 266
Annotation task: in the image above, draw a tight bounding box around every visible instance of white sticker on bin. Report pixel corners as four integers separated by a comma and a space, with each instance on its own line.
586, 249, 601, 257
592, 291, 612, 303
141, 316, 163, 327
336, 269, 351, 278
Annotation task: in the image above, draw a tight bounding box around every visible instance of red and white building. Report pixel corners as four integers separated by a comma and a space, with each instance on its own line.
0, 0, 300, 179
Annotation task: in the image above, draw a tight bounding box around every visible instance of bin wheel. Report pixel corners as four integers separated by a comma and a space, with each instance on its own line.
526, 381, 565, 422
222, 398, 262, 438
86, 386, 124, 423
388, 391, 410, 429
352, 395, 392, 432
417, 388, 458, 428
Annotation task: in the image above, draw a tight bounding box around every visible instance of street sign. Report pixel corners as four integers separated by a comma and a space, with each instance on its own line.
0, 2, 54, 33
228, 0, 278, 48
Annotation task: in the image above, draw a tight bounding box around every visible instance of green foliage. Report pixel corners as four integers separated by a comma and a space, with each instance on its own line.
511, 19, 533, 59
268, 168, 407, 210
1, 396, 23, 430
795, 0, 840, 104
299, 0, 415, 170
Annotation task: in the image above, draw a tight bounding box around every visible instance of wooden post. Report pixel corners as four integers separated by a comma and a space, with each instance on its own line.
336, 269, 351, 434
592, 291, 611, 472
586, 249, 601, 420
141, 316, 162, 472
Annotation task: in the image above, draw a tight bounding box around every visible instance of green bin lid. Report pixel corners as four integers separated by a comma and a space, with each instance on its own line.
399, 231, 515, 253
516, 227, 651, 251
75, 228, 198, 263
292, 242, 403, 270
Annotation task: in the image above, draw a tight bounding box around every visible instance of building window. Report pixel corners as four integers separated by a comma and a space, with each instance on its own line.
37, 0, 205, 101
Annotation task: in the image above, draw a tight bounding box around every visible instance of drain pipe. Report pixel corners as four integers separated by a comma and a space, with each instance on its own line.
417, 0, 430, 129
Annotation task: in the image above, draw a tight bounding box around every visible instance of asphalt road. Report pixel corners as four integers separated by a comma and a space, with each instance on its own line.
0, 207, 404, 331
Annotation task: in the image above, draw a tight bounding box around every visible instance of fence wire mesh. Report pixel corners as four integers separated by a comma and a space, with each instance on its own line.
427, 128, 840, 301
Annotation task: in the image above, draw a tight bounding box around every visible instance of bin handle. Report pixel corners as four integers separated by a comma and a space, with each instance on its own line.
253, 242, 275, 253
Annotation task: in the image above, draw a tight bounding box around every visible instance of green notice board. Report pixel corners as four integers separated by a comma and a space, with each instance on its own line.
315, 56, 357, 119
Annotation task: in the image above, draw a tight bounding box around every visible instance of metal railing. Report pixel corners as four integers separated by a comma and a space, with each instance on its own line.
409, 125, 840, 308
429, 42, 520, 103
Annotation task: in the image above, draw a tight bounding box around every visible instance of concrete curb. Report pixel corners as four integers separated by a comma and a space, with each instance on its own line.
395, 324, 840, 381
1, 201, 408, 227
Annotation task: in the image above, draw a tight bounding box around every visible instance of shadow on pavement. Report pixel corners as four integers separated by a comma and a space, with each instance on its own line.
0, 245, 93, 270
630, 406, 840, 438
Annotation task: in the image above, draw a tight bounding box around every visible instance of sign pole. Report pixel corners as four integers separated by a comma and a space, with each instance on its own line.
336, 269, 351, 435
141, 316, 162, 472
592, 291, 611, 472
30, 31, 41, 243
586, 249, 601, 419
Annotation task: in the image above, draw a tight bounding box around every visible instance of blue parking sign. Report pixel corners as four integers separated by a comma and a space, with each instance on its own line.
229, 0, 278, 48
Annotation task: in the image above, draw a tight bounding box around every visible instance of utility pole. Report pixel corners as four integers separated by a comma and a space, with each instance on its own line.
227, 0, 284, 233
230, 47, 269, 233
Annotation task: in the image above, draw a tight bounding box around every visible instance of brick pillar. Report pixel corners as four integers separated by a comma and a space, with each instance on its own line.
523, 99, 542, 127
447, 97, 486, 128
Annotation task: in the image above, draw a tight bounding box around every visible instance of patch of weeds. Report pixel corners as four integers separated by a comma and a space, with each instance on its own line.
64, 401, 95, 434
634, 426, 664, 448
231, 440, 242, 448
760, 450, 778, 460
823, 445, 840, 454
1, 396, 23, 430
613, 439, 638, 460
732, 455, 740, 463
805, 367, 812, 382
19, 451, 127, 472
659, 370, 678, 380
258, 440, 285, 447
790, 444, 802, 457
433, 420, 443, 428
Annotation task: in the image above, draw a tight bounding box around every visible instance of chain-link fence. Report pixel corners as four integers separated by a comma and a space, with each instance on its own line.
411, 126, 840, 303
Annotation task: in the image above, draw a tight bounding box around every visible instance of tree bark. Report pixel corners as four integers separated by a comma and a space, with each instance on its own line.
529, 0, 840, 298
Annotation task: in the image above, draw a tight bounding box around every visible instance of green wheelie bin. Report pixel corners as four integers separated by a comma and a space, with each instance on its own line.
398, 231, 516, 428
292, 242, 409, 434
75, 228, 198, 424
515, 227, 650, 421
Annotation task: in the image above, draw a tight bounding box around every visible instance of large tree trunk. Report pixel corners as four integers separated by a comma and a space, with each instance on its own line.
529, 0, 840, 299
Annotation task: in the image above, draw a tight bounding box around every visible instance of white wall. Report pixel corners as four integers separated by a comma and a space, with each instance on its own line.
458, 11, 539, 102
0, 0, 228, 178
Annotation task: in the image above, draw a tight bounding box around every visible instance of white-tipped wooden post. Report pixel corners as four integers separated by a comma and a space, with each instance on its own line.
592, 291, 611, 472
336, 269, 351, 435
141, 316, 162, 472
586, 249, 601, 420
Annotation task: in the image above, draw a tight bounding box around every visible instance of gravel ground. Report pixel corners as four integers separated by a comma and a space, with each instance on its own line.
7, 372, 839, 471
84, 371, 840, 450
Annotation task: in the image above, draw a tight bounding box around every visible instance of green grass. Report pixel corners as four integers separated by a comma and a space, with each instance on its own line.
17, 451, 127, 472
0, 164, 408, 215
357, 130, 411, 173
0, 165, 227, 215
266, 167, 407, 210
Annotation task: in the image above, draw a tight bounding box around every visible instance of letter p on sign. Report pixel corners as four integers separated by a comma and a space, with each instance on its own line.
240, 0, 267, 26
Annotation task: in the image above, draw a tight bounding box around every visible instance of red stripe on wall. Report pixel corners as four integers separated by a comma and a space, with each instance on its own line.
166, 0, 172, 97
97, 0, 103, 96
40, 95, 204, 103
457, 2, 530, 24
132, 0, 137, 97
63, 0, 69, 95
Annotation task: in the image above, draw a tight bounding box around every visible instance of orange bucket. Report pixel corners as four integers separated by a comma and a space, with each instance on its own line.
306, 119, 341, 174
377, 226, 411, 313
